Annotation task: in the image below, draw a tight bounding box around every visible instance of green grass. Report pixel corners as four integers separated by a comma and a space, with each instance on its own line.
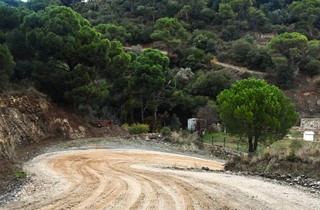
270, 139, 320, 153
202, 131, 317, 153
202, 132, 248, 152
14, 171, 27, 179
225, 135, 320, 179
283, 131, 303, 140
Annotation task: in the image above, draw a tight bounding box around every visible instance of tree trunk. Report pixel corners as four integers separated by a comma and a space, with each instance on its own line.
248, 136, 254, 153
130, 107, 134, 124
289, 57, 298, 77
130, 0, 135, 13
140, 104, 144, 123
152, 105, 158, 132
253, 137, 258, 152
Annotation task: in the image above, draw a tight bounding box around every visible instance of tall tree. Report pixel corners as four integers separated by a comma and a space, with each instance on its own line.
150, 17, 187, 53
26, 0, 61, 11
289, 0, 320, 38
23, 6, 111, 71
191, 71, 231, 99
130, 49, 174, 130
60, 0, 82, 8
217, 78, 298, 153
20, 6, 119, 111
94, 23, 131, 43
0, 3, 19, 33
268, 32, 308, 88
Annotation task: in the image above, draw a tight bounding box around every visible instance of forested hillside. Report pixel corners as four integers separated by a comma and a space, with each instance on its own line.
0, 0, 320, 130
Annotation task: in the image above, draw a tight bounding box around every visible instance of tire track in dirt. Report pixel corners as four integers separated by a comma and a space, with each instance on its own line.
2, 149, 319, 210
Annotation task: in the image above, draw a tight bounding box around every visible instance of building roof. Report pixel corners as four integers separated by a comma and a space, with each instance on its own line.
304, 131, 315, 135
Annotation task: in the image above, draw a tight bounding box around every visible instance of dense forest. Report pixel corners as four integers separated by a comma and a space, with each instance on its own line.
0, 0, 319, 131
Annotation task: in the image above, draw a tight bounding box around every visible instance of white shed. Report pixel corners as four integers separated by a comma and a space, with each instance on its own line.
187, 118, 197, 131
303, 131, 315, 141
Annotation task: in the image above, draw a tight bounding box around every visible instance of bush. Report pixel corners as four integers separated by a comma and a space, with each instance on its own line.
161, 127, 172, 136
287, 149, 297, 161
169, 113, 181, 131
304, 60, 320, 77
168, 131, 199, 145
287, 140, 303, 161
14, 171, 27, 179
127, 123, 150, 134
289, 140, 303, 151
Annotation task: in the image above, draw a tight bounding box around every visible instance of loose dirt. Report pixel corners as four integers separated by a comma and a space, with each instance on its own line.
1, 148, 319, 210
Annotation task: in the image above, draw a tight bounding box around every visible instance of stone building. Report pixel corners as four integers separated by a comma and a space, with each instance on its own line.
300, 118, 320, 141
300, 118, 320, 131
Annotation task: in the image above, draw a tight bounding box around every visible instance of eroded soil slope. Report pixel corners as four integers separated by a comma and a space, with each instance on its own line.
0, 89, 127, 195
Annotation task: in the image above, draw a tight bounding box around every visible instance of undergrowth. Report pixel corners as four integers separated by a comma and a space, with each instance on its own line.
226, 140, 320, 179
163, 130, 200, 146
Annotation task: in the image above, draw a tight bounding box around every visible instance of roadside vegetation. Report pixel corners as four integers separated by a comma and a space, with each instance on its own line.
0, 0, 320, 184
226, 139, 320, 179
217, 78, 298, 153
203, 132, 248, 152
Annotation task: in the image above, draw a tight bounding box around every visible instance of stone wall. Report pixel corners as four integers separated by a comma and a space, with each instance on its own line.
300, 118, 320, 131
299, 118, 320, 141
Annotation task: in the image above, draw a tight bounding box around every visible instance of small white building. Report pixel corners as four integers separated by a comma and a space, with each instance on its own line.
187, 118, 197, 131
303, 131, 315, 141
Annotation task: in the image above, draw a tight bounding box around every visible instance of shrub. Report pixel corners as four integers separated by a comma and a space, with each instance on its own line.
14, 171, 27, 179
304, 60, 320, 77
127, 123, 150, 134
287, 140, 303, 161
289, 140, 303, 151
263, 147, 271, 158
161, 127, 172, 136
287, 149, 296, 161
297, 142, 320, 161
169, 113, 181, 131
169, 131, 199, 145
121, 123, 129, 131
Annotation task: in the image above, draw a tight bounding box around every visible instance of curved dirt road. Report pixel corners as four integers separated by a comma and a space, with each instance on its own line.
2, 149, 320, 210
216, 62, 266, 77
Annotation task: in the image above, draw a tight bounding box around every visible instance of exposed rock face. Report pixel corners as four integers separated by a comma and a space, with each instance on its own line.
0, 89, 87, 159
0, 92, 49, 159
0, 89, 128, 160
0, 89, 128, 196
50, 118, 86, 139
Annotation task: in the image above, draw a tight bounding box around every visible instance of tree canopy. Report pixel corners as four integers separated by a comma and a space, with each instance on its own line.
0, 44, 15, 89
130, 49, 174, 130
0, 0, 317, 132
217, 78, 298, 153
268, 32, 308, 88
150, 17, 187, 53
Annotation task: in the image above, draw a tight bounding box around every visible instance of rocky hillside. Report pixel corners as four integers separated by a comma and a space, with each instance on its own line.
0, 89, 127, 159
0, 89, 82, 159
285, 76, 320, 118
0, 89, 127, 194
0, 90, 50, 159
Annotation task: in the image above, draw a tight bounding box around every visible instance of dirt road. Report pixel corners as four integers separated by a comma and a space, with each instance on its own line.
2, 149, 320, 210
216, 62, 266, 77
